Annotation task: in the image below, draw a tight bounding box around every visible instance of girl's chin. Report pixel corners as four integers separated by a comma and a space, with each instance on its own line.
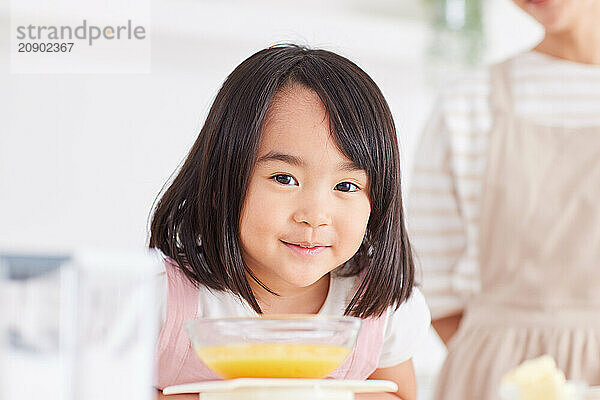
275, 270, 330, 290
283, 274, 328, 289
249, 270, 327, 292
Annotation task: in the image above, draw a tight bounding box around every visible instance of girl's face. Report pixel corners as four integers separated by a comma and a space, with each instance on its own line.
239, 85, 371, 293
511, 0, 594, 32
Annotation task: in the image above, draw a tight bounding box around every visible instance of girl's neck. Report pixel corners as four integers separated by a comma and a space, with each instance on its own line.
535, 9, 600, 65
249, 273, 331, 315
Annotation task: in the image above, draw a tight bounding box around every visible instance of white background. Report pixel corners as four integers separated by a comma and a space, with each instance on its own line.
0, 0, 542, 397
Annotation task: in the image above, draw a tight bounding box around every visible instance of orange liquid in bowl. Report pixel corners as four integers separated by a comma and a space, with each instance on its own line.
195, 343, 351, 379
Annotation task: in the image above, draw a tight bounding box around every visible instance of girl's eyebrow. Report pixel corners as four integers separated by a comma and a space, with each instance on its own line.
257, 151, 364, 172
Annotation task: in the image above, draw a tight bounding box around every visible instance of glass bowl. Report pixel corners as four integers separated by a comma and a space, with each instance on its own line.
184, 315, 361, 379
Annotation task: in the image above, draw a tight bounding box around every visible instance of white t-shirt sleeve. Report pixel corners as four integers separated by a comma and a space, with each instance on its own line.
377, 286, 431, 369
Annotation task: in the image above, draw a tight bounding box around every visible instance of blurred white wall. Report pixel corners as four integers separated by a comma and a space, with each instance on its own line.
0, 0, 542, 398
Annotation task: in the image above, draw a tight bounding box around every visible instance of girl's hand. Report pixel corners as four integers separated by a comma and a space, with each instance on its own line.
364, 358, 417, 400
156, 389, 196, 400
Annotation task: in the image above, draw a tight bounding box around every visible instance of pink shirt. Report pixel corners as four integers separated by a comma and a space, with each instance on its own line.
155, 258, 387, 389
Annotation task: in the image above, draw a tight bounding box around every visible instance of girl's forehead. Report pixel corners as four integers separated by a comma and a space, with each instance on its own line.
258, 86, 353, 168
263, 85, 328, 132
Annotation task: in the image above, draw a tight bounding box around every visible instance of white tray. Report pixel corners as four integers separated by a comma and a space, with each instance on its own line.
164, 378, 397, 395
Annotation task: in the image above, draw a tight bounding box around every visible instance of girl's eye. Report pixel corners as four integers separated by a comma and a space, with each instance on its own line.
272, 174, 298, 185
335, 182, 360, 192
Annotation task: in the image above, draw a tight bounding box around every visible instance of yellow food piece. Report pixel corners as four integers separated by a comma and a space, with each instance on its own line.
195, 343, 351, 379
501, 355, 575, 400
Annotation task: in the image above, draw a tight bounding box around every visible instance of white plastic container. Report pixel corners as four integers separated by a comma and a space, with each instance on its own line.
163, 378, 398, 400
0, 249, 161, 400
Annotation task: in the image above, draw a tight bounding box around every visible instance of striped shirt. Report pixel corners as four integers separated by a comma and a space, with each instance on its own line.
408, 51, 600, 320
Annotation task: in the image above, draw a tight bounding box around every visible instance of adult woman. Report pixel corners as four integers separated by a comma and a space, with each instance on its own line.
409, 1, 600, 399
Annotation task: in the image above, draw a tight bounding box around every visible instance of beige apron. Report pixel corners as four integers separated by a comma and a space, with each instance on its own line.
434, 60, 600, 400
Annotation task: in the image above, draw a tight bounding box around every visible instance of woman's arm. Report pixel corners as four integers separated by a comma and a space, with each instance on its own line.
432, 312, 463, 345
355, 358, 417, 400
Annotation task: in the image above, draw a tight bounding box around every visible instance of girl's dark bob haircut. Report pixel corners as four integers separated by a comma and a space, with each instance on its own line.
149, 44, 414, 318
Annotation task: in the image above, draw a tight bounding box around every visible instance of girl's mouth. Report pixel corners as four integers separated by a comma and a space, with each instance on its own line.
281, 241, 330, 256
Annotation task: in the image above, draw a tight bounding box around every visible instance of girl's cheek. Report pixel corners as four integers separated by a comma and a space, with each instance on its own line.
249, 190, 291, 223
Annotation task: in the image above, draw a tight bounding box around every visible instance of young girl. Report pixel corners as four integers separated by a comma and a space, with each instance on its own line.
150, 44, 430, 400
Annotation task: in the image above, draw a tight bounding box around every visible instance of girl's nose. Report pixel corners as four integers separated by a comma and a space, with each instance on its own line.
292, 194, 333, 228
